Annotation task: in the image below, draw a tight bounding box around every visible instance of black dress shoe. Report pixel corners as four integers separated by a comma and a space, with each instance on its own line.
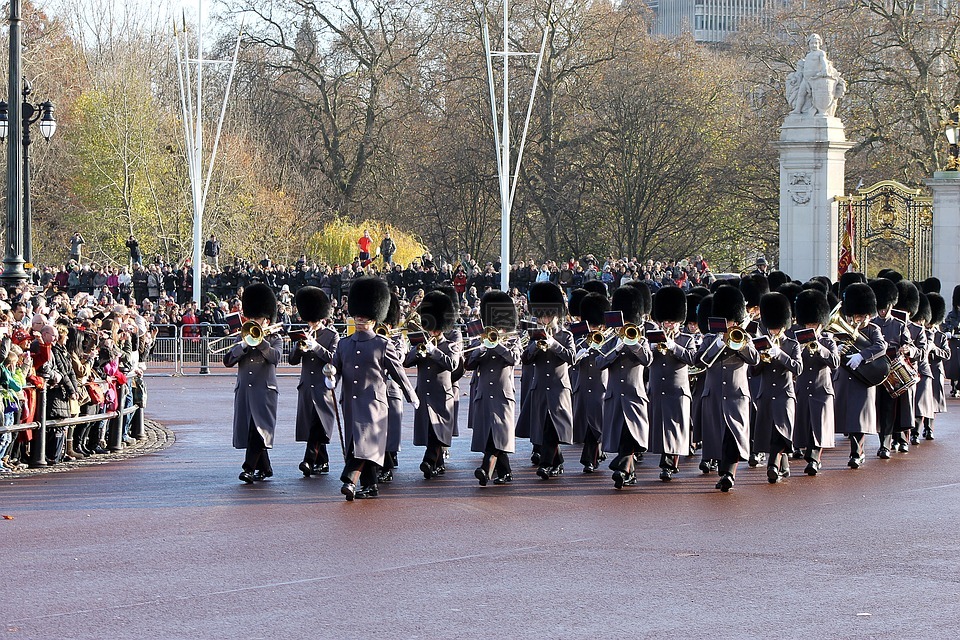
716, 473, 734, 492
253, 470, 273, 481
792, 448, 804, 460
492, 473, 512, 484
909, 434, 920, 446
355, 485, 379, 499
420, 461, 434, 479
598, 452, 607, 463
239, 470, 255, 484
804, 461, 820, 476
435, 466, 446, 476
767, 466, 783, 484
698, 460, 712, 474
612, 470, 625, 489
299, 461, 313, 477
582, 464, 595, 474
377, 470, 394, 483
622, 473, 637, 486
341, 482, 356, 501
877, 447, 891, 459
313, 463, 330, 474
748, 452, 765, 467
551, 464, 564, 476
848, 455, 865, 469
659, 469, 673, 482
896, 442, 909, 453
536, 466, 551, 480
474, 467, 489, 486
923, 427, 934, 440
530, 452, 541, 466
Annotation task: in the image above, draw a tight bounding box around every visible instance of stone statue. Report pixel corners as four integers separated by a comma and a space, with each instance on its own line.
786, 34, 846, 118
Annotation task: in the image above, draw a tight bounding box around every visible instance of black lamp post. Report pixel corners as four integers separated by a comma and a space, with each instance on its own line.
945, 105, 960, 171
0, 88, 56, 277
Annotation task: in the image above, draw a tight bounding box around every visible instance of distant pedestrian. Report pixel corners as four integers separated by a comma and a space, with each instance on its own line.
203, 234, 221, 270
69, 232, 85, 263
358, 230, 373, 264
126, 236, 142, 266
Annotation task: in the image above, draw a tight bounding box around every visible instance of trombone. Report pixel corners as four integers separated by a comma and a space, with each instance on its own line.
210, 320, 284, 354
462, 327, 518, 354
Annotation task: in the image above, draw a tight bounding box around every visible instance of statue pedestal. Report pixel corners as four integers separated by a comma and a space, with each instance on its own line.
927, 172, 960, 296
775, 115, 854, 282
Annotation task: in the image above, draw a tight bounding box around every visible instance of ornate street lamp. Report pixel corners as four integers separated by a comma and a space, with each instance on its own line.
0, 86, 56, 278
945, 105, 960, 171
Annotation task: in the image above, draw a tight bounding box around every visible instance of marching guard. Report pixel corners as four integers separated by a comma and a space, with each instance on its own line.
910, 292, 935, 446
870, 278, 916, 457
694, 285, 760, 492
225, 283, 282, 484
290, 286, 339, 476
572, 292, 609, 473
333, 277, 417, 501
647, 286, 696, 482
467, 291, 521, 486
404, 291, 461, 480
791, 289, 839, 476
752, 292, 802, 483
379, 292, 405, 483
924, 293, 951, 440
598, 285, 653, 489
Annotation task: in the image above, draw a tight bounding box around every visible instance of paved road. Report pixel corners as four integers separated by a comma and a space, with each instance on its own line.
3, 375, 959, 639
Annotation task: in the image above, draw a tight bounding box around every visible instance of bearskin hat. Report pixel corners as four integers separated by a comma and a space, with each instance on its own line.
480, 291, 518, 330
801, 279, 828, 294
689, 286, 710, 298
869, 278, 899, 310
653, 286, 687, 324
827, 290, 840, 310
582, 280, 608, 297
760, 292, 792, 330
435, 284, 461, 321
348, 276, 391, 322
686, 292, 704, 326
739, 274, 770, 308
767, 270, 790, 291
712, 285, 747, 323
294, 286, 331, 323
529, 282, 566, 319
383, 292, 402, 328
777, 282, 803, 317
625, 281, 653, 318
567, 288, 589, 318
913, 292, 931, 324
242, 282, 277, 322
921, 277, 941, 294
878, 268, 905, 283
953, 285, 960, 311
579, 292, 611, 327
795, 289, 831, 327
696, 294, 714, 334
842, 283, 877, 317
418, 290, 456, 333
838, 271, 866, 293
611, 285, 645, 324
894, 280, 920, 316
928, 292, 946, 325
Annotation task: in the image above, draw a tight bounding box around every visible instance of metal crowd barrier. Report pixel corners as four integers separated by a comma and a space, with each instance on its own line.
0, 382, 144, 468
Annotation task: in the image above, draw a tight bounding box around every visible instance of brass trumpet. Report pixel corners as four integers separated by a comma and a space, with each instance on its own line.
585, 329, 609, 350
725, 325, 749, 351
241, 320, 284, 348
461, 327, 519, 354
417, 336, 440, 355
619, 323, 642, 346
375, 324, 404, 337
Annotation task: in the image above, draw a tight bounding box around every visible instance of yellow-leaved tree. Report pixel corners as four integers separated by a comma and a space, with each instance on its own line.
305, 219, 426, 267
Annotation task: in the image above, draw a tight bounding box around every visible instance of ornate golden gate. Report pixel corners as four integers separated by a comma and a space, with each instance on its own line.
836, 180, 933, 280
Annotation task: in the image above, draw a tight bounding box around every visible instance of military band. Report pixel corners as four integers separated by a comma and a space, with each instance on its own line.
222, 267, 953, 499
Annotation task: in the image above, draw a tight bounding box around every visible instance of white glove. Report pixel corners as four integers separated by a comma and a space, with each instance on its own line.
425, 342, 437, 355
615, 338, 625, 352
545, 335, 557, 348
324, 377, 336, 390
767, 346, 782, 358
664, 338, 676, 351
846, 353, 864, 370
482, 339, 497, 350
575, 348, 589, 361
302, 338, 319, 352
945, 331, 953, 339
411, 397, 421, 410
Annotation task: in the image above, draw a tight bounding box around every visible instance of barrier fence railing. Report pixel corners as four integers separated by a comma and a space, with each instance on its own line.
0, 382, 144, 468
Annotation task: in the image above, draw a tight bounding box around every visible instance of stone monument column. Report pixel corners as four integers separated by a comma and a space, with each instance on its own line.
927, 170, 960, 296
775, 34, 853, 282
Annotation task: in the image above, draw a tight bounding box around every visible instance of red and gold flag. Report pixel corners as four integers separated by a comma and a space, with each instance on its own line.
838, 199, 858, 277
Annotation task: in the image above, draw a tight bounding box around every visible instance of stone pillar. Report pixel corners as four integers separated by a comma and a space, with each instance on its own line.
927, 171, 960, 296
775, 115, 854, 282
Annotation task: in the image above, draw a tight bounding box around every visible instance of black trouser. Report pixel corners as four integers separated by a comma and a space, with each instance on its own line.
539, 417, 564, 469
46, 427, 65, 463
302, 420, 330, 467
805, 446, 822, 463
580, 430, 600, 468
659, 453, 679, 473
610, 427, 640, 475
341, 449, 379, 487
849, 432, 866, 458
382, 451, 398, 472
876, 390, 901, 448
718, 427, 741, 478
243, 425, 272, 474
767, 433, 791, 471
482, 434, 512, 477
422, 428, 445, 470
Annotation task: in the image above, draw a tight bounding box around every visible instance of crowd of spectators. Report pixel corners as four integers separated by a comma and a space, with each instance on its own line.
0, 282, 152, 473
